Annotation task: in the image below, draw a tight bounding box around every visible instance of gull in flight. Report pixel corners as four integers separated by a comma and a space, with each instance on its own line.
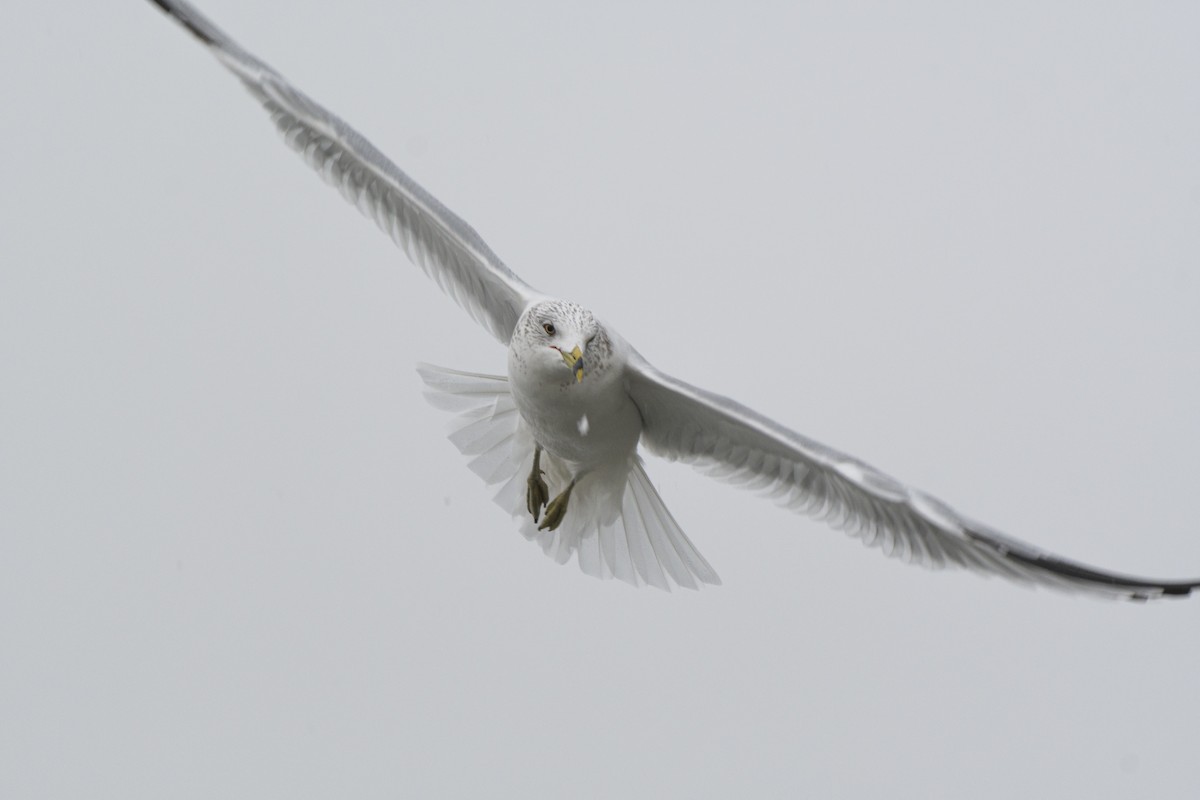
147, 0, 1199, 600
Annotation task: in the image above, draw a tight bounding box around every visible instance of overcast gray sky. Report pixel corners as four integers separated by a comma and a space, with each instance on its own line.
3, 1, 1199, 797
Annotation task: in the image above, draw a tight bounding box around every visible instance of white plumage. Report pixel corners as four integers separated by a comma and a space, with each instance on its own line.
147, 0, 1200, 599
418, 364, 719, 590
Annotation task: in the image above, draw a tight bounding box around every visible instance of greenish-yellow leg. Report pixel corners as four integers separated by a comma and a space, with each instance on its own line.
526, 445, 549, 523
537, 479, 576, 532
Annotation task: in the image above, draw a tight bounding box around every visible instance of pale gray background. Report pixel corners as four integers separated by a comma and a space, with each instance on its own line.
2, 1, 1198, 797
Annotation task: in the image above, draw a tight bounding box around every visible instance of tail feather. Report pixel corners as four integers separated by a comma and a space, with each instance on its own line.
417, 363, 720, 589
629, 464, 714, 589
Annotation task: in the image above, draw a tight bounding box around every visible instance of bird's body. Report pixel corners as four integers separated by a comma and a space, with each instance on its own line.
481, 300, 719, 589
146, 0, 1200, 599
507, 302, 638, 471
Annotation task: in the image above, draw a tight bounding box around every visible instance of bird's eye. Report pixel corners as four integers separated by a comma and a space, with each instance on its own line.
542, 322, 556, 336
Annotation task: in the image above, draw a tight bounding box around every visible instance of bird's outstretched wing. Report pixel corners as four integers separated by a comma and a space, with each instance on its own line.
147, 0, 539, 344
626, 355, 1200, 600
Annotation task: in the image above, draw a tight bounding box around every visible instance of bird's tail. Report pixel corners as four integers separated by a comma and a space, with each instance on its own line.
417, 363, 720, 589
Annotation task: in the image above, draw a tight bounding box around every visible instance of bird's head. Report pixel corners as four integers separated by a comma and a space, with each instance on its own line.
511, 300, 608, 386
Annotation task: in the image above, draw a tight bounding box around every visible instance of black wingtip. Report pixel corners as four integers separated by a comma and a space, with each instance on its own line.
147, 0, 216, 46
1005, 548, 1199, 600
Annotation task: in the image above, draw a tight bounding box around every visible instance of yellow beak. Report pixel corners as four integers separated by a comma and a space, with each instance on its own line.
560, 345, 584, 383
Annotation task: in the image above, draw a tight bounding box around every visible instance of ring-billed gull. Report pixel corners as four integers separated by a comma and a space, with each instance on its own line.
147, 0, 1199, 599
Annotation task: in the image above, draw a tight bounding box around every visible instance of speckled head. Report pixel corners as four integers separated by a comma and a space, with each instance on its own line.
509, 300, 613, 386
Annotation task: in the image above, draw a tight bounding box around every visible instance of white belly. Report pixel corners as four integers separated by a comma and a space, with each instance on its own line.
507, 365, 642, 471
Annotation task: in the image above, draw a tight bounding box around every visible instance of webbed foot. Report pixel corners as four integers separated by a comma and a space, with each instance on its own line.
526, 447, 549, 523
538, 480, 576, 532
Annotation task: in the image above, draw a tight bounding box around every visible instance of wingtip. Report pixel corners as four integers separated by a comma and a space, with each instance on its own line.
147, 0, 217, 46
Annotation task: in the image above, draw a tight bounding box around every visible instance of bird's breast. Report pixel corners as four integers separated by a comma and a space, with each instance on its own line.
508, 365, 641, 468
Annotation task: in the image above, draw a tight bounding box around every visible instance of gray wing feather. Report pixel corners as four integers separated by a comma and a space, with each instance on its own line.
148, 0, 537, 343
626, 355, 1200, 600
